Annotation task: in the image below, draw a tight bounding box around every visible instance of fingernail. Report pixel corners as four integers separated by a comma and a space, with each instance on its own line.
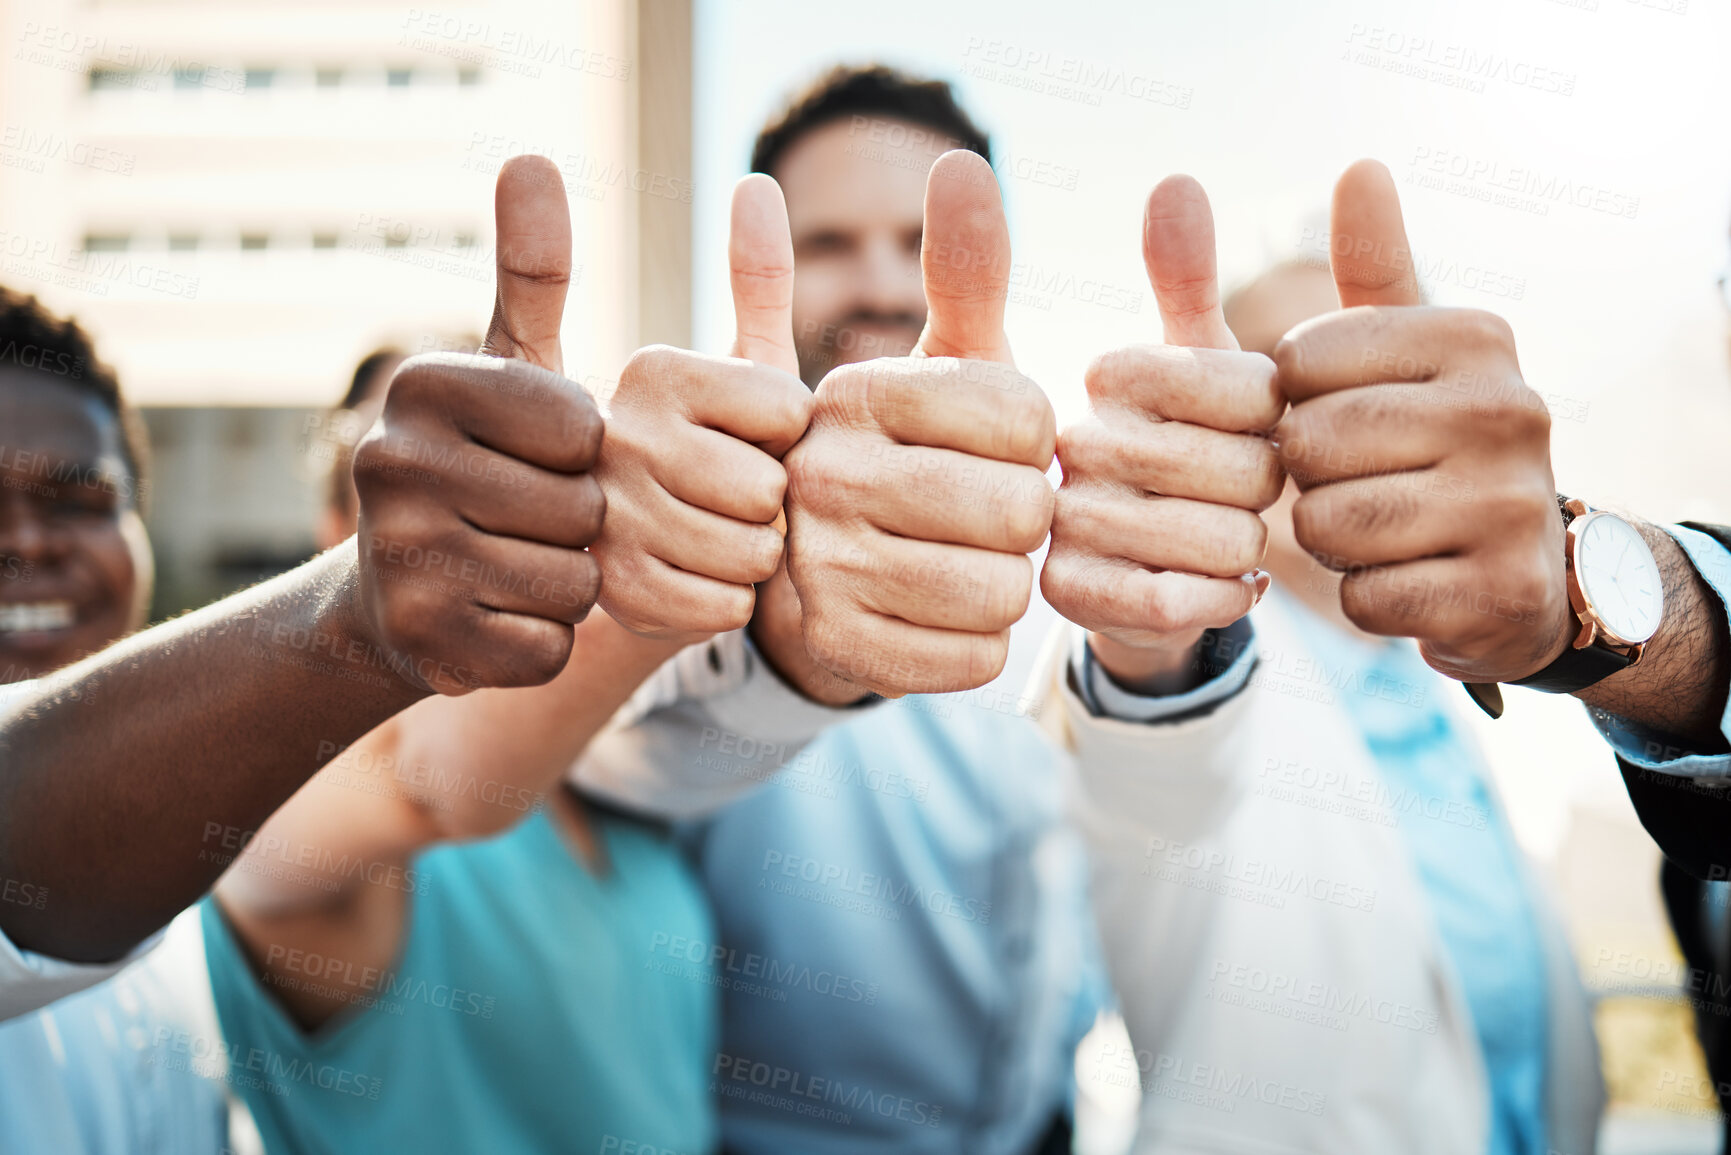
1252, 569, 1272, 607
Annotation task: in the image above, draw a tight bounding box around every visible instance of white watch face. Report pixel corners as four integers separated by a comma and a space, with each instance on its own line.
1574, 513, 1663, 644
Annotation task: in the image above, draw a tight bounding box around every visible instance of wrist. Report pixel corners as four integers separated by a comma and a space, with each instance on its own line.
748, 571, 873, 707
330, 537, 439, 705
1089, 629, 1209, 697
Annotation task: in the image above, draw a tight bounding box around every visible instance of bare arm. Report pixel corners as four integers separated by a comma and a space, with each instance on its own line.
0, 542, 425, 963
212, 611, 678, 1029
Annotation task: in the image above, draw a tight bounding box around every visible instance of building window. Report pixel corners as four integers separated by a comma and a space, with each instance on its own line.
457, 67, 482, 87
168, 234, 200, 252
386, 68, 414, 87
244, 68, 276, 91
311, 233, 339, 250
88, 67, 137, 91
83, 234, 130, 252
240, 233, 269, 251
315, 67, 344, 88
172, 66, 207, 90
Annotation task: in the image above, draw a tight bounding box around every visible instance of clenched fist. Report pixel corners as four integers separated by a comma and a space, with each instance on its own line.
783, 150, 1056, 696
591, 175, 813, 642
355, 154, 604, 694
1042, 176, 1282, 687
1274, 159, 1571, 683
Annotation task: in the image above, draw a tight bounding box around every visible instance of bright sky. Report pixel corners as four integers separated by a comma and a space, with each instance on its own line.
692, 0, 1731, 861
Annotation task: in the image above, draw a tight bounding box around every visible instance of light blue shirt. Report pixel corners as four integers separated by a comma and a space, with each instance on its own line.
686, 692, 1103, 1155
1590, 524, 1731, 775
202, 803, 717, 1155
1283, 600, 1551, 1155
0, 955, 227, 1155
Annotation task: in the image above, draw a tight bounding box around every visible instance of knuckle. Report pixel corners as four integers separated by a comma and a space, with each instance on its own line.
1246, 441, 1286, 509
1289, 490, 1337, 554
962, 629, 1011, 688
1001, 470, 1056, 552
746, 458, 789, 521
740, 524, 785, 582
623, 343, 680, 389
1338, 575, 1382, 632
703, 583, 756, 634
981, 554, 1033, 629
1135, 583, 1185, 636
1457, 309, 1516, 352
1209, 509, 1268, 573
999, 390, 1058, 466
1271, 332, 1307, 390
572, 475, 606, 541
566, 552, 602, 615
1241, 352, 1285, 429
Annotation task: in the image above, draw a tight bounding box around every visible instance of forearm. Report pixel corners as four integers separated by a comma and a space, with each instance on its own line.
396, 610, 683, 837
0, 540, 424, 962
1577, 522, 1729, 750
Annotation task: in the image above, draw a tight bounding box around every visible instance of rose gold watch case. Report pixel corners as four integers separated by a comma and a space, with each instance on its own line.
1561, 505, 1653, 662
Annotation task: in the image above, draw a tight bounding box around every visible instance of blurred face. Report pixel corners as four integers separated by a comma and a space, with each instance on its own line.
775, 117, 940, 387
0, 370, 144, 678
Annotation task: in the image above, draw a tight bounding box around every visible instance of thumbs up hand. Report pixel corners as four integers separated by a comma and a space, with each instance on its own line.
1040, 176, 1284, 690
1274, 159, 1571, 683
780, 150, 1057, 697
354, 155, 606, 693
590, 174, 814, 643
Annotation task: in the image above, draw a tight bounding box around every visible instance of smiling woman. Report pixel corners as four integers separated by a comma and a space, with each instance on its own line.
0, 289, 153, 682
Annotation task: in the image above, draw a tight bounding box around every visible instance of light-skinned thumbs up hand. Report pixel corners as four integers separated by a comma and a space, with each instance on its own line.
590, 173, 815, 644
778, 150, 1057, 697
354, 154, 606, 693
1274, 159, 1571, 684
1041, 175, 1285, 693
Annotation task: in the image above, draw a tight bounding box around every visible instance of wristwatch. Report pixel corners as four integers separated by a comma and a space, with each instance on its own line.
1464, 496, 1664, 719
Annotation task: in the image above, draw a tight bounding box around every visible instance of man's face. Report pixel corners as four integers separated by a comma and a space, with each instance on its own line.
776, 117, 940, 387
0, 370, 143, 678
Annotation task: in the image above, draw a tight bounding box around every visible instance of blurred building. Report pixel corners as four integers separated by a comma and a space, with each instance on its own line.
0, 0, 691, 614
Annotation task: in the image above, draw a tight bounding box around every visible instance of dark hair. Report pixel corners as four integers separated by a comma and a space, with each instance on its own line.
751, 64, 991, 180
0, 286, 148, 507
340, 346, 406, 411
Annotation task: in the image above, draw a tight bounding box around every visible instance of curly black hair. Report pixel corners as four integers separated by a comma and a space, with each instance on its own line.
0, 286, 148, 508
750, 64, 991, 180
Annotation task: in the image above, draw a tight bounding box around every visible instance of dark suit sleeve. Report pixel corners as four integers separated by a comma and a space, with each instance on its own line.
1616, 522, 1731, 880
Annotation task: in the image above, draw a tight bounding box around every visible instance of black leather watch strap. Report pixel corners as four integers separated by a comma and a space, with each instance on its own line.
1509, 636, 1635, 693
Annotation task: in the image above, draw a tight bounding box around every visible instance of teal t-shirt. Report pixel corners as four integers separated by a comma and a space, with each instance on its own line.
202, 802, 717, 1154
